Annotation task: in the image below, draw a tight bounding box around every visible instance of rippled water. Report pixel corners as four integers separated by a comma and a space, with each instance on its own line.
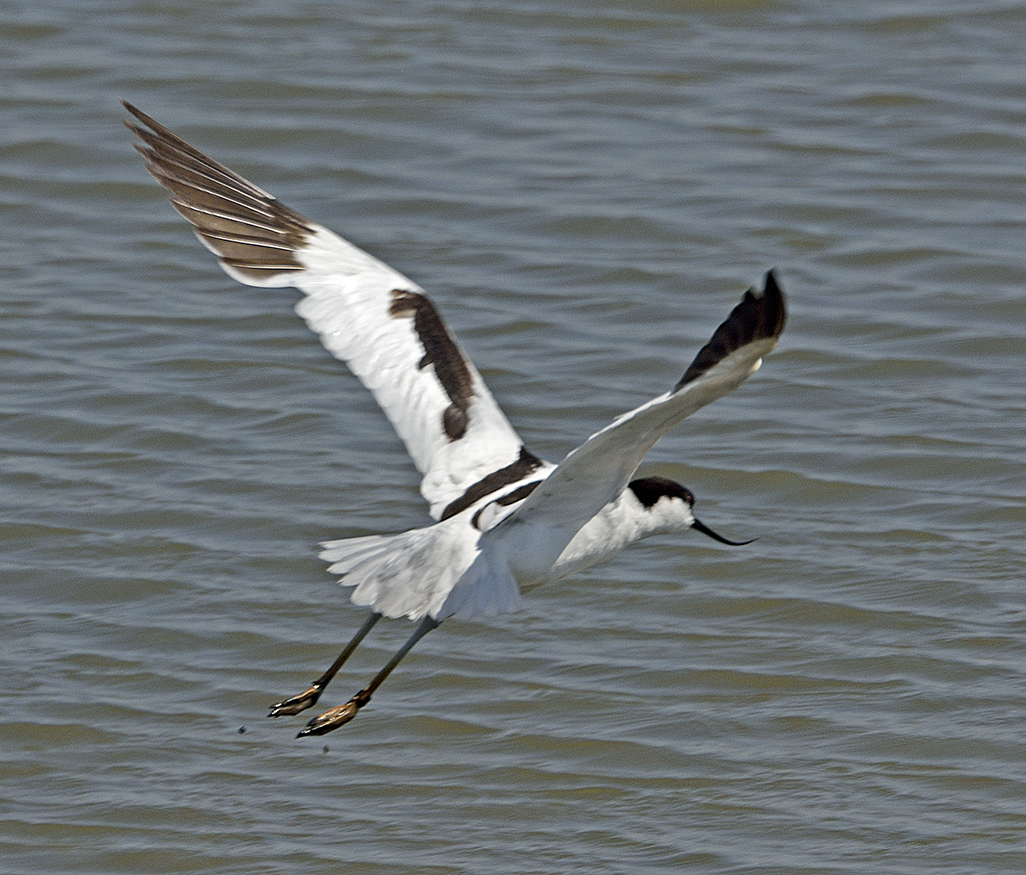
3, 1, 1026, 873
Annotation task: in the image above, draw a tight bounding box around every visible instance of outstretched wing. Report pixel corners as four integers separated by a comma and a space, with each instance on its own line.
489, 272, 786, 555
123, 101, 527, 519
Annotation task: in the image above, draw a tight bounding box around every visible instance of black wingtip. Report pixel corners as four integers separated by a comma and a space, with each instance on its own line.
761, 269, 786, 335
674, 270, 786, 391
120, 98, 148, 127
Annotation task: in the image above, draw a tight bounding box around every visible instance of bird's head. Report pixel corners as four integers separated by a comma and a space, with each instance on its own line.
627, 476, 754, 545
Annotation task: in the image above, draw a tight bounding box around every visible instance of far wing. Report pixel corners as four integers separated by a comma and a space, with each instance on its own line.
123, 101, 526, 519
489, 272, 786, 555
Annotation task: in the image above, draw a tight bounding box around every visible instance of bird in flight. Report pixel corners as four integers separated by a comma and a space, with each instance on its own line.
123, 101, 786, 737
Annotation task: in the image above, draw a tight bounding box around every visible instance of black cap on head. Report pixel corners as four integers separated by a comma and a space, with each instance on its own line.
630, 477, 755, 546
628, 477, 695, 509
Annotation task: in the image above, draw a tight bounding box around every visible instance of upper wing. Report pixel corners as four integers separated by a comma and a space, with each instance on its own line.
489, 272, 786, 553
123, 101, 527, 519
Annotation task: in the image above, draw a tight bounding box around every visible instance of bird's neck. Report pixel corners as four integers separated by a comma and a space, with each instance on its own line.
544, 491, 687, 584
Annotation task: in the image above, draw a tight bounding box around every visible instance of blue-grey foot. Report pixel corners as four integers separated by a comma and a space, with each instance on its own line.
268, 684, 326, 717
297, 691, 369, 737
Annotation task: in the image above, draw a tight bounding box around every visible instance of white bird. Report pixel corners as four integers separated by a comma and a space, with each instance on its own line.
123, 101, 786, 737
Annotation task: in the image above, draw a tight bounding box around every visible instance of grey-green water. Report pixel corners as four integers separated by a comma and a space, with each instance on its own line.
3, 1, 1025, 873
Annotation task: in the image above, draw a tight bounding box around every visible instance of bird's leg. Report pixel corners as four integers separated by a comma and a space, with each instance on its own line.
268, 612, 382, 717
297, 615, 441, 737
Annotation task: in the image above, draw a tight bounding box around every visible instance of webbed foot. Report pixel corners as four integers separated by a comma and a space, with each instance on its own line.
297, 692, 368, 737
268, 684, 324, 717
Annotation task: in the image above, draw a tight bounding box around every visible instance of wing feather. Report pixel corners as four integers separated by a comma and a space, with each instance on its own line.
488, 273, 786, 559
123, 101, 525, 518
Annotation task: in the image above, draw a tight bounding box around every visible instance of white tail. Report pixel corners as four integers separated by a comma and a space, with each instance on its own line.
320, 517, 483, 620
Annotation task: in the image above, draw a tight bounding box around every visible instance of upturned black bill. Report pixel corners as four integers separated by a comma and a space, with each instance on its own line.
692, 518, 755, 547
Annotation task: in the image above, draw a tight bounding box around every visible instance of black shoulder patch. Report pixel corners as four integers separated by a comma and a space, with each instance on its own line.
390, 289, 475, 440
675, 270, 785, 391
471, 479, 542, 530
629, 476, 695, 509
441, 446, 544, 520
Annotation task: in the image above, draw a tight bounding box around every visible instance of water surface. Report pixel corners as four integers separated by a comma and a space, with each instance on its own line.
2, 1, 1025, 873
